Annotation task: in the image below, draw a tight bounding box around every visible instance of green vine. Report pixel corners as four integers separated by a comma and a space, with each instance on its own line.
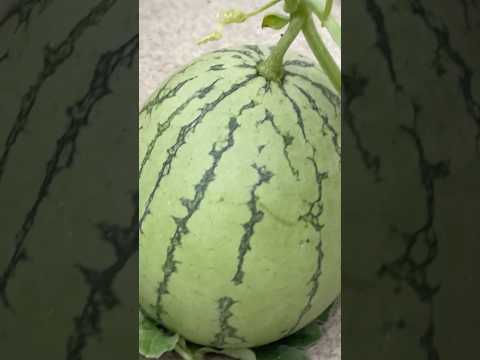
302, 11, 340, 93
322, 0, 333, 22
198, 0, 341, 94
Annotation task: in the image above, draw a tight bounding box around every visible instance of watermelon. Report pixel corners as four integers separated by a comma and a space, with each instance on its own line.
139, 45, 340, 349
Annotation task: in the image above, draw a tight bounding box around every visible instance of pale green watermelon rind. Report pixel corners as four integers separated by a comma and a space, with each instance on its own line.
139, 45, 340, 348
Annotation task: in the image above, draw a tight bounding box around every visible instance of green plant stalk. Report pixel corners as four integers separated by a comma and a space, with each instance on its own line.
247, 0, 282, 18
302, 12, 340, 93
174, 342, 194, 360
322, 0, 333, 22
302, 0, 327, 20
284, 0, 300, 13
257, 5, 307, 82
303, 0, 341, 46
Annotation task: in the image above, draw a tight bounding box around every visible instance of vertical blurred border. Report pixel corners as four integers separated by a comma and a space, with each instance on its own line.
342, 1, 480, 359
0, 1, 139, 359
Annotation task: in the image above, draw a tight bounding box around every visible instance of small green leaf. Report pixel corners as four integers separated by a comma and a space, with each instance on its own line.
261, 13, 289, 30
195, 347, 256, 360
139, 311, 179, 358
255, 345, 310, 360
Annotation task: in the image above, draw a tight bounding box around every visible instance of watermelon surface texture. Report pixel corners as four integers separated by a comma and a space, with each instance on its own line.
139, 45, 341, 348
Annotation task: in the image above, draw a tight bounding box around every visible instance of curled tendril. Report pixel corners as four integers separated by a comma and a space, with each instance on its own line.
197, 8, 248, 45
197, 29, 223, 45
197, 0, 282, 45
220, 9, 248, 25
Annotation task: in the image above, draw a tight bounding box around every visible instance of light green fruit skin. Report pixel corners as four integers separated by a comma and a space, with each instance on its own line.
139, 45, 340, 349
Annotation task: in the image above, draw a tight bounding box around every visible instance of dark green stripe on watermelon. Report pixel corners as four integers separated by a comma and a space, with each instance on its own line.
287, 234, 325, 335
140, 76, 197, 116
279, 84, 310, 143
256, 109, 300, 179
262, 78, 273, 94
140, 74, 257, 229
236, 63, 257, 70
208, 64, 226, 71
212, 48, 258, 61
294, 84, 341, 157
238, 100, 257, 116
284, 59, 316, 68
298, 157, 328, 232
140, 52, 227, 116
288, 158, 328, 334
232, 164, 274, 286
211, 297, 246, 348
285, 70, 340, 112
154, 116, 242, 319
244, 45, 265, 58
139, 78, 221, 176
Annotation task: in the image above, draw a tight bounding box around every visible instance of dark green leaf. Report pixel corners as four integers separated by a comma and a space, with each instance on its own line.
279, 322, 323, 349
314, 300, 337, 326
261, 13, 289, 30
258, 301, 337, 351
139, 310, 179, 359
195, 347, 256, 360
255, 345, 310, 360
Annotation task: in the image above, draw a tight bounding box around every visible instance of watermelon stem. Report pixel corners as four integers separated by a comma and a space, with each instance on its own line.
283, 0, 300, 13
257, 0, 340, 93
302, 11, 341, 93
257, 3, 308, 82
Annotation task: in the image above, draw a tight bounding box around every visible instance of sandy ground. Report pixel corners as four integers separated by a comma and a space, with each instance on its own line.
140, 0, 341, 105
139, 1, 341, 359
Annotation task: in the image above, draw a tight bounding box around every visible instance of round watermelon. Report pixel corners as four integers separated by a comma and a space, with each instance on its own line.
139, 45, 340, 348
